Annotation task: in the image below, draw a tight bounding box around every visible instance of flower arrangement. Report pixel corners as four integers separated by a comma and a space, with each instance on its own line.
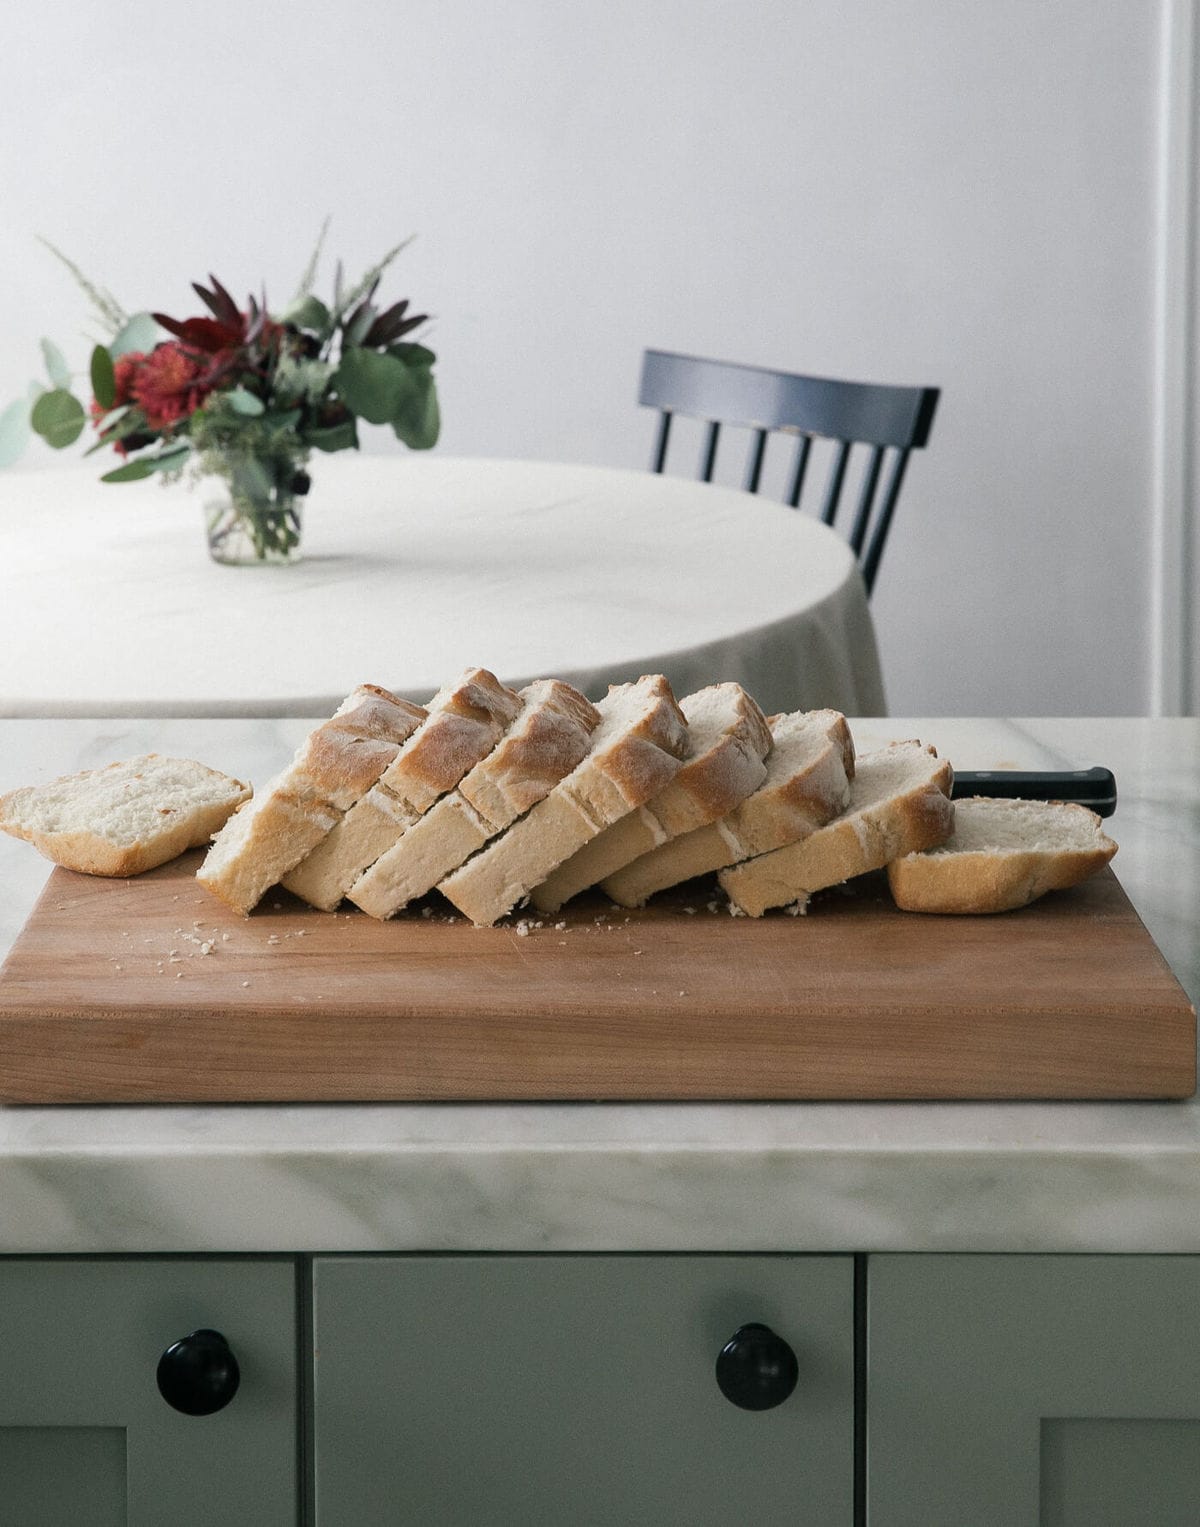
0, 228, 439, 563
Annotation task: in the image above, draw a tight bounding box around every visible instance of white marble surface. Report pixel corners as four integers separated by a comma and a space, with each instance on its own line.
0, 456, 884, 718
0, 716, 1196, 1254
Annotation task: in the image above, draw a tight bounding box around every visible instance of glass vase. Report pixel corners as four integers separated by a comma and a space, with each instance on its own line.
202, 453, 309, 566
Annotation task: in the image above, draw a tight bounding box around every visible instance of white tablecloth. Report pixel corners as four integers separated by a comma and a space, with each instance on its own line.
0, 455, 885, 718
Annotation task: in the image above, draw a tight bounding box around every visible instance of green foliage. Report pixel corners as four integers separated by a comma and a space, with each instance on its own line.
334, 347, 416, 425
307, 419, 359, 453
226, 387, 265, 416
110, 312, 159, 359
7, 231, 440, 483
90, 346, 116, 410
31, 388, 86, 448
279, 293, 333, 338
0, 399, 32, 468
37, 236, 127, 331
40, 338, 70, 390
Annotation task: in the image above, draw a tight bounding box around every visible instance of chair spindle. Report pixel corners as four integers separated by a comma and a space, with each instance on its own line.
819, 440, 852, 526
744, 429, 769, 494
786, 435, 812, 508
651, 411, 672, 474
847, 444, 886, 555
860, 448, 912, 595
699, 420, 721, 482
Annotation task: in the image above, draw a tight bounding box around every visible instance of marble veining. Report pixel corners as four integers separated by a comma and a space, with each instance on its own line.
0, 716, 1196, 1254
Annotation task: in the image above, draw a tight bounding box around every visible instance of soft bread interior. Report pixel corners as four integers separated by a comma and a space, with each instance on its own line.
920, 797, 1110, 855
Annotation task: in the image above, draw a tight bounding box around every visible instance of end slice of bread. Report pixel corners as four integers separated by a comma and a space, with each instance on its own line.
886, 796, 1117, 913
348, 678, 600, 919
0, 754, 251, 877
281, 667, 524, 911
719, 740, 953, 917
197, 684, 426, 914
601, 708, 854, 908
438, 674, 688, 926
529, 681, 772, 914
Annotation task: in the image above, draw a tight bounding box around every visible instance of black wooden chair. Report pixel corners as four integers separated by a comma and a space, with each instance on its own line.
639, 349, 940, 595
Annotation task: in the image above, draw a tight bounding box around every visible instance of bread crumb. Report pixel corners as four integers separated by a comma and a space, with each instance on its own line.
267, 934, 281, 945
221, 932, 231, 942
554, 921, 566, 931
784, 900, 808, 917
175, 970, 183, 979
114, 963, 123, 971
421, 907, 433, 918
272, 902, 282, 909
683, 906, 695, 915
727, 903, 746, 917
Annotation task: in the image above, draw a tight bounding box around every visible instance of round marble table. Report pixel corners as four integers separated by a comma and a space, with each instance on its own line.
0, 454, 885, 718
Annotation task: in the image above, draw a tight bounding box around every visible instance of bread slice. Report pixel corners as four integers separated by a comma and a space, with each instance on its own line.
887, 796, 1117, 913
530, 682, 771, 914
196, 685, 426, 914
0, 754, 251, 878
281, 668, 523, 911
719, 740, 953, 917
438, 674, 689, 926
347, 679, 600, 919
601, 709, 855, 908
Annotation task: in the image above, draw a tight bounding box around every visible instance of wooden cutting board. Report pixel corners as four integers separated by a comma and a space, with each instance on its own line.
0, 852, 1193, 1103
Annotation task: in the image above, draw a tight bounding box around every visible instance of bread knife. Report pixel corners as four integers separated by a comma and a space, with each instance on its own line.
950, 766, 1116, 817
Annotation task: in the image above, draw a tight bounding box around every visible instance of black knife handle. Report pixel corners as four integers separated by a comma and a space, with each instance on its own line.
950, 766, 1116, 817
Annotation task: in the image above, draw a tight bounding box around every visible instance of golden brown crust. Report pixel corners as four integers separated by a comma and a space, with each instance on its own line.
719, 744, 953, 916
887, 801, 1118, 913
460, 680, 600, 826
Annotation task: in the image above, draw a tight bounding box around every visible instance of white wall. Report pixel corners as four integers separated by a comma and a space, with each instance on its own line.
0, 0, 1177, 714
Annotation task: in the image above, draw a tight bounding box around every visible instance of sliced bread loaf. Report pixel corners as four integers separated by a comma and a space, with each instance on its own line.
197, 685, 426, 914
0, 754, 251, 877
347, 679, 600, 919
529, 682, 772, 914
601, 709, 854, 908
281, 667, 523, 911
887, 796, 1117, 913
719, 740, 953, 917
438, 674, 689, 926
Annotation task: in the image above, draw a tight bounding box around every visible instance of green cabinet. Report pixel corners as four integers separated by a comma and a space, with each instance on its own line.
4, 1250, 1200, 1523
312, 1254, 855, 1525
867, 1255, 1200, 1526
0, 1258, 297, 1527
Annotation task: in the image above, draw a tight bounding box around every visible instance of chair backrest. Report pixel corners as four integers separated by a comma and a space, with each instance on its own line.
639, 349, 939, 595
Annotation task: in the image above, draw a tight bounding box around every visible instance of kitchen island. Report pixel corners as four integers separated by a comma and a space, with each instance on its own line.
2, 715, 1198, 1525
0, 715, 1195, 1257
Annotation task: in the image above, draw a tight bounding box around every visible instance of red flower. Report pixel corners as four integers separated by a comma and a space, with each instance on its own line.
130, 342, 212, 430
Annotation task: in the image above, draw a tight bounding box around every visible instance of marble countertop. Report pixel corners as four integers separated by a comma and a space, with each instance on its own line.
0, 716, 1196, 1255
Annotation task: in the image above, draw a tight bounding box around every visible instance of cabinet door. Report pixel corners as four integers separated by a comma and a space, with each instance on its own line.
313, 1253, 853, 1525
0, 1258, 297, 1526
868, 1255, 1200, 1526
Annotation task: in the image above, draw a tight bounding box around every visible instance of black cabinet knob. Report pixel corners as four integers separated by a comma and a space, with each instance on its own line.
715, 1322, 799, 1410
156, 1328, 240, 1416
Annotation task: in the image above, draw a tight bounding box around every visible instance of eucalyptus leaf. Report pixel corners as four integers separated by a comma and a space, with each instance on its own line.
94, 403, 132, 433
31, 388, 86, 448
150, 444, 191, 473
110, 311, 159, 359
40, 338, 71, 390
388, 341, 436, 372
226, 387, 265, 417
334, 347, 415, 426
262, 408, 302, 432
306, 420, 359, 453
90, 345, 116, 409
279, 293, 332, 336
345, 303, 377, 348
0, 398, 32, 468
392, 374, 440, 450
100, 457, 157, 483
